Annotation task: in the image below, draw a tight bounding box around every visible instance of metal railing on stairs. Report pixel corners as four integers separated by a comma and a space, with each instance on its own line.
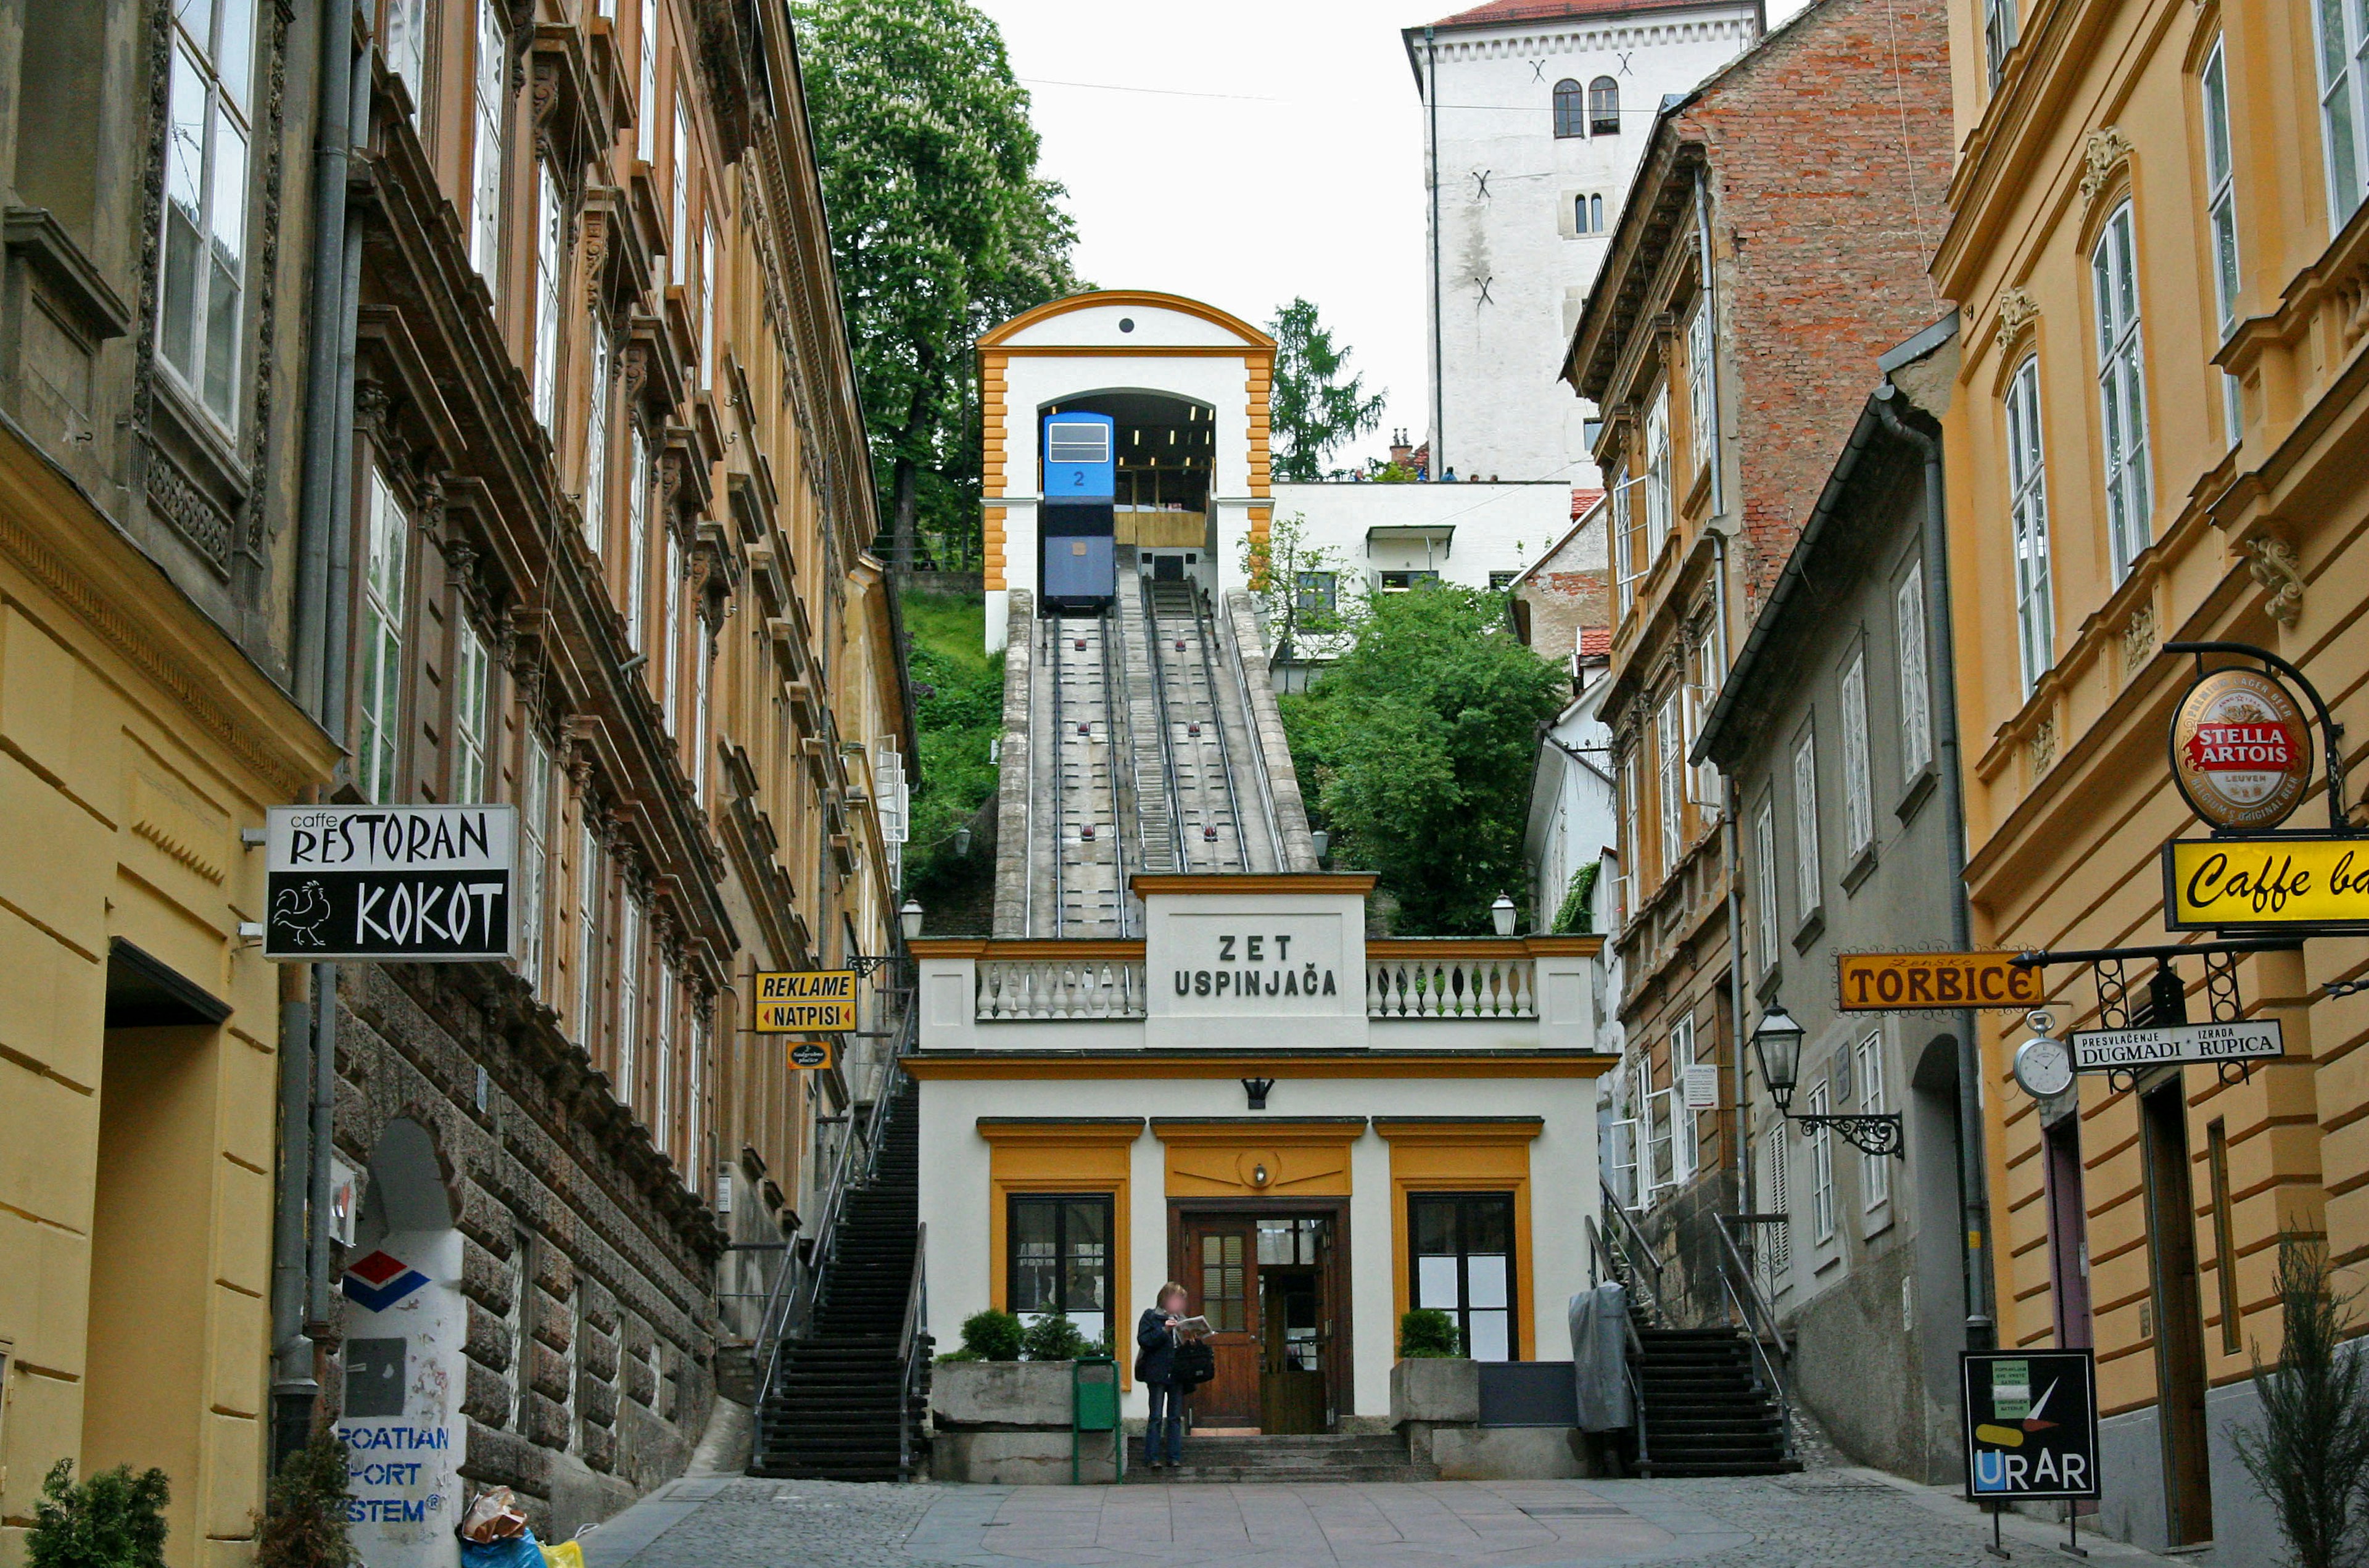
1713, 1213, 1798, 1467
1597, 1182, 1666, 1327
897, 1222, 930, 1480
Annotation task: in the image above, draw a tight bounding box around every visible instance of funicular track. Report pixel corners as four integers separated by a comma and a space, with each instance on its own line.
1042, 610, 1128, 935
1143, 579, 1273, 873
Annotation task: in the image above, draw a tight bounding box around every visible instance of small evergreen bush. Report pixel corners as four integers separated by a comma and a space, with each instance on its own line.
2232, 1232, 2369, 1568
255, 1434, 357, 1568
27, 1459, 170, 1568
1398, 1308, 1464, 1359
1020, 1313, 1088, 1362
959, 1308, 1024, 1361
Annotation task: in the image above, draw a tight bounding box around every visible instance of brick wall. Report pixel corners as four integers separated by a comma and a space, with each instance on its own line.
1681, 0, 1956, 606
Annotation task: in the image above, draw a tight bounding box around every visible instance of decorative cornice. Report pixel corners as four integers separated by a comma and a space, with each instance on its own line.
1993, 287, 2039, 354
2078, 125, 2131, 209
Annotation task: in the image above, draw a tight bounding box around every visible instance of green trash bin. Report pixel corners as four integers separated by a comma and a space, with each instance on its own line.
1072, 1356, 1122, 1484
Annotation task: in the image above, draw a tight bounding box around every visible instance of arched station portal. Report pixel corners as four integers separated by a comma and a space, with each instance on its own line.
1040, 389, 1222, 606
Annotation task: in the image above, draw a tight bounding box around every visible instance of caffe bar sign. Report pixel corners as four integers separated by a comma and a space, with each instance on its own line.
264, 806, 516, 962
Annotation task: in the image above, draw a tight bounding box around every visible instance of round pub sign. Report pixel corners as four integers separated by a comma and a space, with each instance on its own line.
2169, 667, 2312, 830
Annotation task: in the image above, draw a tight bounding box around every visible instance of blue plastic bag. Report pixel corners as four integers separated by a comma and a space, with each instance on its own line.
459, 1529, 542, 1568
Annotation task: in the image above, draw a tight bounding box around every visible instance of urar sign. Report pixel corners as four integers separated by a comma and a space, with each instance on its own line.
1837, 952, 2043, 1011
1961, 1349, 2100, 1502
753, 970, 858, 1033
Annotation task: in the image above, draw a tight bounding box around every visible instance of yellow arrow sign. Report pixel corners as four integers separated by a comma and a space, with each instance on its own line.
752, 970, 858, 1032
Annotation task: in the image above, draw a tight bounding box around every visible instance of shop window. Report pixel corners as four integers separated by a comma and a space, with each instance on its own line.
1410, 1192, 1516, 1361
1010, 1194, 1114, 1347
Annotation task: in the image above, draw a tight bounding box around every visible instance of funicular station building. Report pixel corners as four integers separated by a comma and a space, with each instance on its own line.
907, 292, 1613, 1441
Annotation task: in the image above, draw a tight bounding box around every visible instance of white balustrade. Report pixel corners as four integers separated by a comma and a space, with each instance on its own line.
976, 959, 1147, 1020
1365, 954, 1537, 1018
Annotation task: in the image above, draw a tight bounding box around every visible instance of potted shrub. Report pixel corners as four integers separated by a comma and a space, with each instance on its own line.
2232, 1233, 2369, 1568
1398, 1309, 1463, 1359
254, 1434, 357, 1568
1020, 1312, 1088, 1362
26, 1460, 171, 1568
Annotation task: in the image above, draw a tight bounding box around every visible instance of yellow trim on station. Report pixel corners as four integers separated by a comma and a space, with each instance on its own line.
978, 1117, 1142, 1387
902, 1053, 1618, 1081
1151, 1118, 1362, 1199
1377, 1119, 1544, 1363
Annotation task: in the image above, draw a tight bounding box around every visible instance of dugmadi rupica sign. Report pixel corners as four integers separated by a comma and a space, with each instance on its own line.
265, 805, 516, 962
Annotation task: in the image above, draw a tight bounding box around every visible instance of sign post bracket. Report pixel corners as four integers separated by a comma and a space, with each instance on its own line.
2016, 939, 2298, 1092
2167, 640, 2350, 833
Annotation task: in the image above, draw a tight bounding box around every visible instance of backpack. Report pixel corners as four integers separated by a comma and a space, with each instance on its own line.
1173, 1338, 1217, 1390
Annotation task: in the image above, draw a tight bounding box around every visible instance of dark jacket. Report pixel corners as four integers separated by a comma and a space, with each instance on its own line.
1135, 1307, 1178, 1384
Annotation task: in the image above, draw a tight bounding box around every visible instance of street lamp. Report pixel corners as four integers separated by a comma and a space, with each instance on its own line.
1750, 997, 1903, 1158
899, 901, 925, 941
1490, 893, 1518, 937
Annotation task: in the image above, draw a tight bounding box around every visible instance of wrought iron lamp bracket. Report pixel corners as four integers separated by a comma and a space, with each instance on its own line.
1786, 1111, 1904, 1159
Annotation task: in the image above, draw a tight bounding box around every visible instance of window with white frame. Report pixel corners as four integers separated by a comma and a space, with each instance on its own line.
521, 734, 552, 992
534, 164, 563, 431
1657, 690, 1683, 875
1983, 0, 2017, 90
1808, 1081, 1836, 1242
1686, 301, 1715, 478
671, 97, 690, 287
584, 326, 611, 550
1672, 1015, 1699, 1182
616, 894, 642, 1104
386, 0, 427, 102
627, 426, 650, 650
2313, 0, 2369, 226
662, 529, 683, 731
687, 1007, 708, 1194
1753, 799, 1779, 970
656, 959, 676, 1150
574, 821, 602, 1041
1896, 572, 1932, 780
1792, 728, 1821, 922
1619, 751, 1640, 921
452, 620, 492, 803
2004, 357, 2054, 695
1611, 461, 1639, 615
1858, 1030, 1891, 1210
1644, 390, 1671, 566
1644, 1079, 1674, 1201
1688, 638, 1721, 810
700, 219, 719, 391
2202, 40, 2243, 446
637, 0, 658, 164
358, 474, 408, 804
161, 0, 256, 423
692, 624, 711, 806
1839, 651, 1872, 857
2092, 202, 2153, 580
471, 0, 505, 295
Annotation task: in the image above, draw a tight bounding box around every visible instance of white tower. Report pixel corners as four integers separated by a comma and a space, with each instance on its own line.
1405, 0, 1761, 485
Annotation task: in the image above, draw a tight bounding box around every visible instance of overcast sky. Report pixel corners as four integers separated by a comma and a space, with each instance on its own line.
972, 0, 1814, 469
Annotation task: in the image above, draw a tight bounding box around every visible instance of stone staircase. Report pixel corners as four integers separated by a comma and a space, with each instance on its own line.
1634, 1323, 1796, 1477
1123, 1432, 1434, 1484
750, 1083, 925, 1480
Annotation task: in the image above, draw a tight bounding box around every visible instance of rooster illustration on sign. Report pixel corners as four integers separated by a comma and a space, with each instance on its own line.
273, 879, 331, 946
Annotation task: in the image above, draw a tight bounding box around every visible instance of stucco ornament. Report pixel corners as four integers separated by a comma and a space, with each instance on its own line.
1993, 288, 2039, 354
2080, 126, 2133, 208
2244, 533, 2305, 625
2028, 714, 2057, 778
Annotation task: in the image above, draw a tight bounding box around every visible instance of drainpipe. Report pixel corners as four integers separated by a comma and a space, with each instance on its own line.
1871, 383, 1995, 1351
1426, 26, 1444, 477
274, 0, 357, 1469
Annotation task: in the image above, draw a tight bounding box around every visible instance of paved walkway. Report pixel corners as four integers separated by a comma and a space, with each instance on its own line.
578, 1467, 2189, 1568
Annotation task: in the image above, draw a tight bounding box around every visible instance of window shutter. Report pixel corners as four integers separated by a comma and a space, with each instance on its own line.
1896, 574, 1932, 778
1840, 654, 1872, 854
1792, 732, 1821, 917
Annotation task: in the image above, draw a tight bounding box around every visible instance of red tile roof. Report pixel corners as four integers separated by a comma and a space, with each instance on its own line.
1579, 627, 1613, 656
1424, 0, 1731, 28
1570, 487, 1605, 520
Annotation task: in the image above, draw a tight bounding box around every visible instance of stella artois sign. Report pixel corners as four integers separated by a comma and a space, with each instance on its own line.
2168, 667, 2312, 830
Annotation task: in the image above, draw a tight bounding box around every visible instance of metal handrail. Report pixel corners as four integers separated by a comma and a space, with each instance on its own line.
1599, 1182, 1666, 1324
1713, 1212, 1796, 1465
896, 1221, 930, 1480
1216, 595, 1286, 869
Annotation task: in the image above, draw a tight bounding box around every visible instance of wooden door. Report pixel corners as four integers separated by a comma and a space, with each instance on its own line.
1181, 1217, 1260, 1429
2141, 1079, 2214, 1546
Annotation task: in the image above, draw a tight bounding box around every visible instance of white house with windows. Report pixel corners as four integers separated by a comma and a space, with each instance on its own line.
1403, 0, 1759, 487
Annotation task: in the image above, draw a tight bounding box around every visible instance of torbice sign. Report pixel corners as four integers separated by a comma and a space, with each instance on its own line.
265, 806, 515, 962
2162, 836, 2369, 930
1837, 952, 2044, 1011
753, 970, 858, 1033
2169, 666, 2313, 830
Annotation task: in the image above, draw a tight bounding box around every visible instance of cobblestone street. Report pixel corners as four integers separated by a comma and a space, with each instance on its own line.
577, 1467, 2185, 1568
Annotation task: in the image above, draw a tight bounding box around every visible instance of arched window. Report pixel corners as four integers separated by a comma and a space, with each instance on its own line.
1553, 78, 1586, 138
1574, 193, 1606, 234
1590, 76, 1621, 135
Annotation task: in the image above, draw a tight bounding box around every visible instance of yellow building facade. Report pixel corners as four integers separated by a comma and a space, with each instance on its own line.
0, 426, 337, 1562
1936, 0, 2369, 1551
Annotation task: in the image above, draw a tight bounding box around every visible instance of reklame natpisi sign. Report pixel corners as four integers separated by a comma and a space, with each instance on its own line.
265, 805, 515, 962
753, 970, 858, 1033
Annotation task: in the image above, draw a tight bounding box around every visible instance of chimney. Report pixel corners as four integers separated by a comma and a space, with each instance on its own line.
1389, 428, 1412, 468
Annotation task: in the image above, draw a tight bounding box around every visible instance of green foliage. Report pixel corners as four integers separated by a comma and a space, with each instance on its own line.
1281, 585, 1565, 933
2233, 1233, 2369, 1568
1020, 1313, 1089, 1362
1239, 512, 1358, 664
1267, 299, 1386, 482
899, 592, 1002, 927
1398, 1309, 1464, 1360
28, 1460, 170, 1568
960, 1308, 1025, 1361
936, 1347, 982, 1364
794, 0, 1084, 564
255, 1435, 357, 1568
1552, 862, 1600, 935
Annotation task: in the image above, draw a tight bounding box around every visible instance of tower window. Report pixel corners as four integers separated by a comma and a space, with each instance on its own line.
1589, 77, 1621, 135
1574, 193, 1606, 234
1553, 79, 1586, 138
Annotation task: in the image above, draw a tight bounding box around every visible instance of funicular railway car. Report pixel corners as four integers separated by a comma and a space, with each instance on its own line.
1040, 411, 1116, 611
